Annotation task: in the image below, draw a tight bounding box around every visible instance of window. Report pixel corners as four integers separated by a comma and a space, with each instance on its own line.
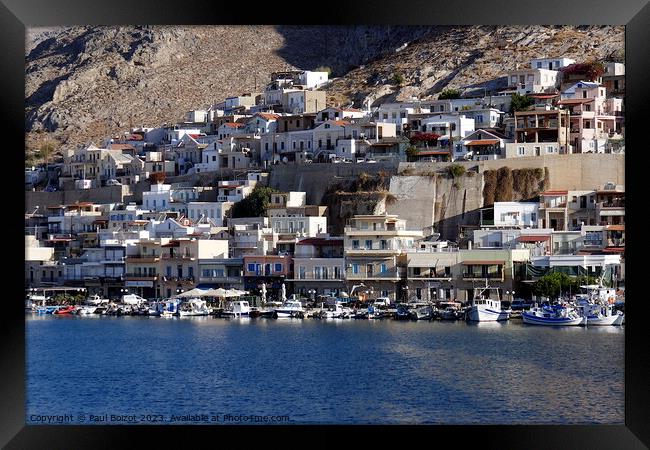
299, 266, 306, 279
352, 240, 359, 249
314, 267, 321, 279
413, 267, 421, 276
322, 267, 329, 279
334, 267, 340, 279
352, 264, 359, 274
536, 62, 542, 68
416, 288, 422, 299
274, 263, 283, 272
517, 146, 525, 156
365, 239, 372, 249
247, 263, 256, 272
546, 146, 554, 153
380, 263, 387, 273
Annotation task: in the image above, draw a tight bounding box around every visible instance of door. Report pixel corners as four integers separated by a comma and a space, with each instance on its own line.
366, 264, 374, 277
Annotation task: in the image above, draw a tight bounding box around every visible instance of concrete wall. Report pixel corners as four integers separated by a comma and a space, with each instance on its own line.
400, 153, 624, 191
268, 161, 399, 204
386, 176, 436, 231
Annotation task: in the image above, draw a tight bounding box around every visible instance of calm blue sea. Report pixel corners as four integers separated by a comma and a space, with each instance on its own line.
26, 315, 624, 425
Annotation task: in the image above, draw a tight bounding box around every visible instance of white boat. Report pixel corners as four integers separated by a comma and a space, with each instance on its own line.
85, 294, 110, 306
273, 300, 304, 318
147, 301, 166, 317
575, 285, 624, 326
177, 298, 210, 317
467, 282, 511, 322
76, 305, 98, 315
221, 300, 251, 318
522, 304, 586, 326
318, 301, 352, 319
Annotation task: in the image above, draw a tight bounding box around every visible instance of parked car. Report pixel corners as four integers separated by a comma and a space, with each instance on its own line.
106, 179, 122, 186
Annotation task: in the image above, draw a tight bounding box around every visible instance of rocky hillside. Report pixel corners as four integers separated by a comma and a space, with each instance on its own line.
25, 25, 623, 157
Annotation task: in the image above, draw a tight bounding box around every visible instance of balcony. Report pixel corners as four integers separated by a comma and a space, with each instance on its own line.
345, 268, 399, 280
462, 272, 504, 281
125, 255, 160, 263
198, 276, 242, 284
161, 253, 196, 261
124, 274, 158, 281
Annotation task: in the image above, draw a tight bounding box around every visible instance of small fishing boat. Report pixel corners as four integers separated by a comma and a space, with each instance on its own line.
409, 305, 435, 320
316, 301, 351, 319
221, 300, 251, 318
466, 281, 511, 322
522, 304, 586, 326
75, 305, 98, 315
273, 300, 305, 318
394, 304, 411, 320
177, 298, 210, 317
53, 305, 76, 315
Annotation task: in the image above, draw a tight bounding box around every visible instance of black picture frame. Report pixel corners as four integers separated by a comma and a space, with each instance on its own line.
3, 0, 649, 447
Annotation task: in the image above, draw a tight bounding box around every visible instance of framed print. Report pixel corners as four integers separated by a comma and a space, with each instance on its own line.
2, 0, 649, 447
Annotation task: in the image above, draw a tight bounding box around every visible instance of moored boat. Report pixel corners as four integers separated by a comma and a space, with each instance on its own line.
273, 300, 305, 318
522, 304, 586, 326
466, 282, 510, 322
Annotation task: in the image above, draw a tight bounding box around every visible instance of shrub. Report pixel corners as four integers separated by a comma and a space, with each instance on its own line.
447, 164, 466, 178
405, 146, 420, 162
495, 167, 513, 202
510, 93, 534, 113
439, 88, 461, 99
483, 170, 497, 206
391, 72, 405, 85
231, 185, 278, 218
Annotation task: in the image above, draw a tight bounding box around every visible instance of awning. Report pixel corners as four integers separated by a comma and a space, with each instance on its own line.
417, 151, 450, 156
518, 235, 551, 242
602, 247, 625, 253
462, 260, 505, 265
464, 139, 500, 146
606, 225, 625, 231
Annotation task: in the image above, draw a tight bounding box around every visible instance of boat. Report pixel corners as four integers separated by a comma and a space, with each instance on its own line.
75, 305, 98, 315
34, 305, 61, 315
394, 304, 411, 320
147, 301, 166, 317
574, 285, 625, 326
466, 281, 511, 322
85, 294, 110, 306
53, 305, 76, 315
273, 300, 305, 318
177, 298, 210, 317
316, 301, 351, 319
161, 299, 181, 318
26, 294, 49, 313
221, 300, 251, 318
522, 304, 586, 326
439, 306, 462, 320
409, 304, 435, 320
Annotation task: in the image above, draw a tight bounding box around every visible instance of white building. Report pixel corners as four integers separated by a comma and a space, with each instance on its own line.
505, 68, 559, 95
187, 201, 233, 227
299, 71, 329, 89
493, 202, 540, 228
530, 57, 576, 71
142, 184, 172, 212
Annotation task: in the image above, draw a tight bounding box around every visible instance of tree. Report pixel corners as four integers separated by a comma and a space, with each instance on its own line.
439, 88, 461, 99
38, 139, 57, 184
510, 93, 534, 113
446, 164, 466, 178
405, 146, 420, 162
231, 186, 278, 218
532, 272, 590, 300
391, 72, 405, 85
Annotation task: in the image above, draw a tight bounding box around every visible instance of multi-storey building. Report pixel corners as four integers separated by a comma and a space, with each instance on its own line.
344, 214, 423, 301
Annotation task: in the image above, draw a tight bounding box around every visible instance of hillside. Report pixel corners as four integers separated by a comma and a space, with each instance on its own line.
25, 25, 624, 158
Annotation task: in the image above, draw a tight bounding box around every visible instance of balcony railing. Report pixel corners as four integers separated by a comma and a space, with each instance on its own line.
161, 253, 195, 260
125, 255, 160, 263
462, 272, 504, 280
124, 274, 158, 281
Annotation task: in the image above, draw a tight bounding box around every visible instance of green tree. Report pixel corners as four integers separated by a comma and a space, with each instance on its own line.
439, 88, 461, 99
405, 146, 420, 162
231, 186, 278, 218
532, 272, 580, 300
446, 164, 466, 178
391, 72, 405, 85
510, 93, 534, 112
38, 139, 57, 184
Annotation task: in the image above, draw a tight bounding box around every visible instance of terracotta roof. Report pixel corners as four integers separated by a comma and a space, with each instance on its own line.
518, 235, 551, 242
108, 144, 136, 150
464, 139, 500, 146
222, 122, 246, 128
540, 190, 568, 196
129, 134, 144, 141
557, 98, 594, 105
329, 120, 350, 127
256, 113, 280, 120
417, 151, 451, 156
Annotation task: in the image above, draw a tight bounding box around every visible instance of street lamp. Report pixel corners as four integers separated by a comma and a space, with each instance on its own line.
308, 289, 315, 303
